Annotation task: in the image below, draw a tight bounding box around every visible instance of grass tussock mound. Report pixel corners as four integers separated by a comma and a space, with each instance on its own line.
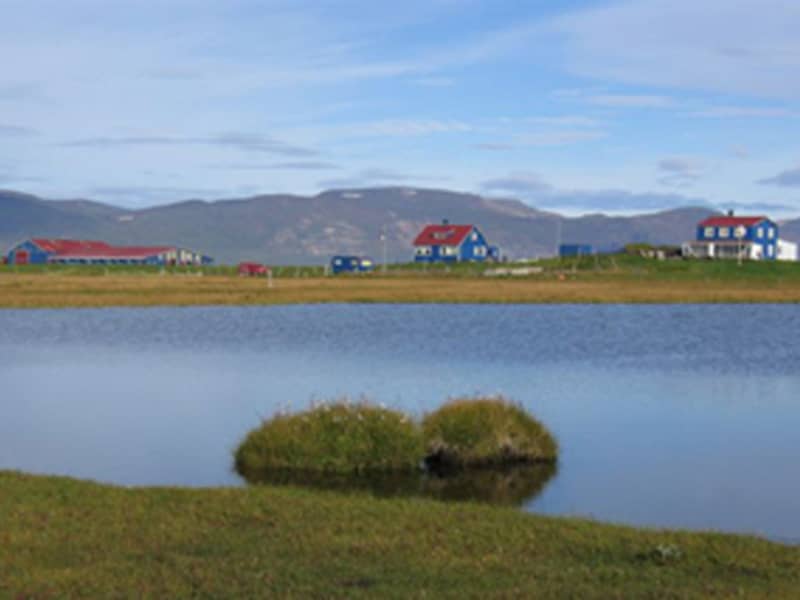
235, 400, 423, 475
422, 396, 558, 468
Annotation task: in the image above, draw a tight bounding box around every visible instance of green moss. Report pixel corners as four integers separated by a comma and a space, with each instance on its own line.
422, 396, 558, 468
235, 400, 423, 476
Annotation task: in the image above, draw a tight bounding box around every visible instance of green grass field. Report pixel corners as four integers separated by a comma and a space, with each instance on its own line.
1, 471, 798, 598
3, 255, 800, 307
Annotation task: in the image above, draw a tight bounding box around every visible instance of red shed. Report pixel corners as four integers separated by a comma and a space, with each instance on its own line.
238, 262, 269, 277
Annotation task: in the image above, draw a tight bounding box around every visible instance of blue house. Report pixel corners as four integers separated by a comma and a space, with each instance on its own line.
330, 255, 374, 274
412, 221, 500, 263
684, 214, 779, 260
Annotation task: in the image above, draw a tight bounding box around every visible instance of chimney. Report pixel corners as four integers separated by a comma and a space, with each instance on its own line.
727, 209, 734, 217
442, 218, 450, 225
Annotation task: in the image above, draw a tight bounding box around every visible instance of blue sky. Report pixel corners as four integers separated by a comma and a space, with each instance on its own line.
2, 0, 800, 215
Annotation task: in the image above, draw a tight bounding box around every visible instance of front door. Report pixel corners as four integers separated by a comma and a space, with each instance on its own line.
14, 250, 29, 265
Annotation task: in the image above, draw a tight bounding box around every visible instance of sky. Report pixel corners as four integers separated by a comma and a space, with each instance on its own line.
2, 0, 800, 215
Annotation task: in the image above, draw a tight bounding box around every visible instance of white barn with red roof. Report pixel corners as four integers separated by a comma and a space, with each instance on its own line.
682, 213, 793, 261
412, 220, 499, 263
5, 238, 212, 266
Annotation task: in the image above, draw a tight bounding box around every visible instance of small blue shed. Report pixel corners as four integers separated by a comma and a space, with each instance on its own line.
331, 255, 375, 274
559, 244, 593, 258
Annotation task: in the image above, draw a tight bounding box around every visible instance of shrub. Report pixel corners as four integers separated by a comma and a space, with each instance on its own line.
422, 396, 558, 468
234, 400, 423, 476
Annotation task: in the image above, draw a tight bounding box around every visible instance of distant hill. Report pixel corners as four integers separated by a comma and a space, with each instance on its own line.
0, 187, 732, 264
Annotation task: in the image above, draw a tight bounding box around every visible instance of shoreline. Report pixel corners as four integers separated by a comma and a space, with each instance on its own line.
3, 272, 800, 308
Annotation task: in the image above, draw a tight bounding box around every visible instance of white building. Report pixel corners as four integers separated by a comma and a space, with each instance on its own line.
777, 239, 799, 262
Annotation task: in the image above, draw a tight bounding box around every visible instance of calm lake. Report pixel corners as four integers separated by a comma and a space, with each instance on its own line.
1, 304, 799, 542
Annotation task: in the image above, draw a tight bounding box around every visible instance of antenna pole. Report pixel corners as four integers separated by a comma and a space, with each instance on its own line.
381, 226, 388, 274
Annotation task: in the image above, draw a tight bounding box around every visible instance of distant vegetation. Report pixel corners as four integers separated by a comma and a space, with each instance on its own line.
422, 397, 558, 469
235, 397, 557, 482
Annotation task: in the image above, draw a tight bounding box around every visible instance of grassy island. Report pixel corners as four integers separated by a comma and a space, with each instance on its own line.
1, 470, 799, 598
235, 401, 422, 476
235, 397, 557, 482
422, 397, 558, 468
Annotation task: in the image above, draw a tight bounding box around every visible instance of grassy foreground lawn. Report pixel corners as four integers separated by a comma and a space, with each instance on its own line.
3, 255, 800, 307
1, 472, 798, 598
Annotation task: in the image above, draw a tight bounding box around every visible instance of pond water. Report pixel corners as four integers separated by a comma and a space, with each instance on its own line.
1, 304, 799, 542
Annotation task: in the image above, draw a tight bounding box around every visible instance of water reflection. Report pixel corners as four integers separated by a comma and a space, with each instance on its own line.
239, 463, 558, 506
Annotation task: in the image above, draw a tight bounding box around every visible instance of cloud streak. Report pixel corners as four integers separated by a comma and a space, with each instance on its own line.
657, 157, 704, 188
61, 133, 318, 157
481, 171, 710, 212
758, 166, 800, 187
0, 124, 37, 136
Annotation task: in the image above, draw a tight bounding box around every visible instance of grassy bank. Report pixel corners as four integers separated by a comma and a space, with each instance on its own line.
4, 255, 800, 307
1, 471, 798, 598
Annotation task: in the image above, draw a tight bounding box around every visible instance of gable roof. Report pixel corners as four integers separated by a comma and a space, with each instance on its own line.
698, 216, 769, 228
32, 239, 112, 253
54, 246, 174, 259
30, 238, 173, 259
413, 224, 473, 247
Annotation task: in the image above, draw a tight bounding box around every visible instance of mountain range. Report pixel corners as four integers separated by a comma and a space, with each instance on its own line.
2, 187, 797, 264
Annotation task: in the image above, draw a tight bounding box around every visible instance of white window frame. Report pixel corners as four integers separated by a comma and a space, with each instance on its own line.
767, 245, 774, 257
415, 246, 432, 256
704, 227, 715, 238
718, 227, 730, 239
768, 228, 775, 239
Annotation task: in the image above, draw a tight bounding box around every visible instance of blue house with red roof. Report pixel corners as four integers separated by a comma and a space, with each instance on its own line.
683, 214, 779, 261
413, 220, 499, 263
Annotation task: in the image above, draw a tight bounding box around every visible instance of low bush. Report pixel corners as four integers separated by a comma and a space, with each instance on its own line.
422, 396, 558, 468
234, 400, 423, 476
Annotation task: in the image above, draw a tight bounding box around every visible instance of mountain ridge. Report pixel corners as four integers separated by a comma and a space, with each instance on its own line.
2, 187, 794, 264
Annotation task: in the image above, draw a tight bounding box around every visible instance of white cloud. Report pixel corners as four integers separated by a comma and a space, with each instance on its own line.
586, 94, 675, 109
515, 130, 606, 146
552, 0, 800, 99
409, 77, 455, 87
687, 106, 799, 118
657, 157, 705, 188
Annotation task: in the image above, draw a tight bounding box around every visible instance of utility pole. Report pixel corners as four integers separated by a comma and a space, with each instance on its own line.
380, 225, 388, 274
555, 216, 562, 259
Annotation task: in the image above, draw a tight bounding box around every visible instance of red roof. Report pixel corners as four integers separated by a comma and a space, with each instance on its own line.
32, 238, 173, 259
32, 239, 112, 253
413, 224, 473, 246
698, 216, 767, 228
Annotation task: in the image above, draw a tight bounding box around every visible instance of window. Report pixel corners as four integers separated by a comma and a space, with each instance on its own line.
718, 227, 730, 238
704, 227, 715, 238
471, 232, 479, 242
767, 245, 774, 257
768, 228, 775, 239
474, 246, 487, 257
415, 246, 432, 256
441, 246, 456, 256
757, 227, 764, 238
